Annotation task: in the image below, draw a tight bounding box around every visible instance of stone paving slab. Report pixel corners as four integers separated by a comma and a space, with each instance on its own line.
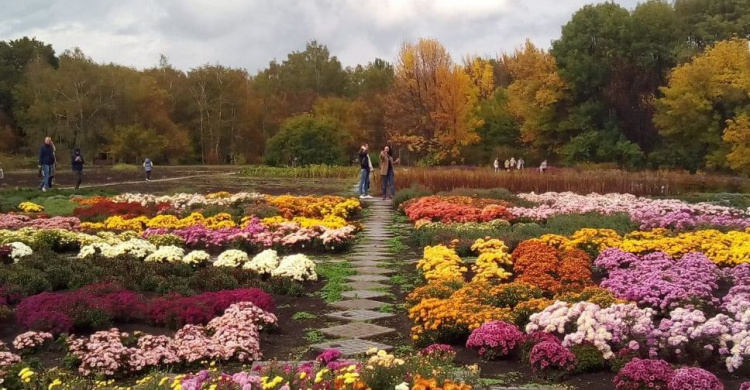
351, 267, 395, 275
348, 260, 383, 267
330, 298, 388, 310
310, 339, 393, 357
341, 290, 390, 299
347, 274, 390, 282
326, 309, 394, 322
344, 281, 391, 290
319, 322, 395, 339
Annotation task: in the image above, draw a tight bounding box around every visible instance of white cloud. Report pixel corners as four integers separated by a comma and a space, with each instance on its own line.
0, 0, 641, 71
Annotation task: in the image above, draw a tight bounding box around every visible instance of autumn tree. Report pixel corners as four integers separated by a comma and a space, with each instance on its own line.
385, 38, 481, 164
504, 41, 567, 154
463, 56, 495, 99
655, 38, 750, 172
724, 114, 750, 174
264, 114, 347, 166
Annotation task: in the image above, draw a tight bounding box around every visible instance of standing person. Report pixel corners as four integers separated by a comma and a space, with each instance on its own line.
540, 160, 548, 173
379, 145, 395, 200
385, 142, 399, 199
71, 148, 84, 190
365, 145, 374, 198
504, 159, 510, 172
48, 141, 57, 188
518, 158, 524, 170
358, 144, 370, 199
37, 137, 55, 192
509, 157, 516, 170
493, 158, 500, 173
143, 157, 154, 181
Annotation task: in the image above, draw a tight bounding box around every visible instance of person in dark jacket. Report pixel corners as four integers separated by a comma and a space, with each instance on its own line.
71, 148, 84, 189
37, 137, 55, 192
385, 141, 399, 198
358, 144, 371, 199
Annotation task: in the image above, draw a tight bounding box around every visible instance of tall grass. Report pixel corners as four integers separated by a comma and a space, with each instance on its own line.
376, 167, 746, 196
239, 165, 358, 179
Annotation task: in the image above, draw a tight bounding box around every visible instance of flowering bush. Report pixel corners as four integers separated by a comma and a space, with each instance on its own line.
0, 242, 33, 263
598, 250, 721, 311
471, 238, 513, 282
271, 254, 317, 281
147, 288, 274, 328
420, 344, 457, 363
182, 249, 211, 265
213, 249, 249, 267
18, 202, 44, 213
12, 331, 53, 352
528, 341, 577, 379
243, 249, 280, 274
403, 196, 513, 223
667, 367, 723, 390
466, 321, 524, 360
143, 245, 185, 263
512, 241, 593, 294
417, 245, 467, 281
613, 358, 674, 390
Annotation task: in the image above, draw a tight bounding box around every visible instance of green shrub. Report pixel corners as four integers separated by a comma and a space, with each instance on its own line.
544, 212, 637, 235
264, 114, 347, 166
570, 343, 608, 373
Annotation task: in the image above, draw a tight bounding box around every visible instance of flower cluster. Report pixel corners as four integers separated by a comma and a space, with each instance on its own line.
466, 321, 524, 359
68, 301, 276, 376
18, 202, 44, 213
0, 241, 33, 262
0, 214, 80, 230
613, 358, 674, 390
512, 241, 593, 294
12, 331, 53, 351
470, 238, 513, 282
417, 245, 467, 281
667, 367, 723, 390
514, 192, 750, 230
528, 340, 577, 377
403, 196, 513, 223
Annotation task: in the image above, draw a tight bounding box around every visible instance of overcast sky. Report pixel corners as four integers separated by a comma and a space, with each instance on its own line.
0, 0, 641, 73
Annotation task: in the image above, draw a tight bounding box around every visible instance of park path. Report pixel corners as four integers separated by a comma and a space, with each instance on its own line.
61, 172, 236, 190
308, 198, 399, 355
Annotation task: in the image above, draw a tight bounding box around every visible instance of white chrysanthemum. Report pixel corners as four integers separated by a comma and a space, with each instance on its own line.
271, 254, 317, 281
144, 245, 185, 263
77, 242, 113, 259
8, 242, 33, 261
183, 250, 211, 265
214, 249, 249, 268
243, 249, 279, 274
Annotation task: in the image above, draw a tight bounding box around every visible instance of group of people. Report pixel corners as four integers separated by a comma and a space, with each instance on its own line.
358, 143, 399, 200
493, 157, 548, 173
35, 137, 155, 191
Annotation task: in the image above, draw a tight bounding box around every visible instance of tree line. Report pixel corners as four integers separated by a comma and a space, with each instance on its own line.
0, 0, 749, 173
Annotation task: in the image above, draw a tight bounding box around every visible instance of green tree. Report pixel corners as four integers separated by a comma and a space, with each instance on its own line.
675, 0, 750, 54
264, 114, 347, 166
463, 88, 522, 164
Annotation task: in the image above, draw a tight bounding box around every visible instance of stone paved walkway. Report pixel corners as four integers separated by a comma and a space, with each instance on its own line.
311, 198, 397, 357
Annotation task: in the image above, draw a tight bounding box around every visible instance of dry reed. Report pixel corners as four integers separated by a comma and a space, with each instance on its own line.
372, 167, 746, 196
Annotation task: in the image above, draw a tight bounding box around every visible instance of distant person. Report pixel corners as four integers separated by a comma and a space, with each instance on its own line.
540, 160, 548, 174
385, 141, 400, 199
37, 136, 56, 192
49, 141, 57, 188
518, 158, 524, 170
71, 148, 85, 190
493, 158, 499, 173
504, 159, 510, 172
380, 145, 395, 200
365, 144, 374, 197
358, 144, 371, 199
143, 158, 153, 181
510, 157, 516, 169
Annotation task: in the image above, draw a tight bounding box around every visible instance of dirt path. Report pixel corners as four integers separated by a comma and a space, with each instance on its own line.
65, 172, 237, 190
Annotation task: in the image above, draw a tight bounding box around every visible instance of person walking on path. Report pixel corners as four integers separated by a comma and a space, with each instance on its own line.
493, 158, 500, 173
143, 158, 154, 181
358, 144, 372, 199
379, 145, 395, 200
504, 159, 510, 172
540, 159, 548, 173
71, 148, 85, 189
518, 158, 524, 170
385, 142, 399, 198
510, 157, 516, 169
37, 137, 55, 192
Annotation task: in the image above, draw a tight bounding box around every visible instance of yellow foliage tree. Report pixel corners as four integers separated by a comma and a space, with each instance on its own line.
463, 56, 495, 99
655, 38, 750, 171
724, 113, 750, 174
385, 39, 481, 164
504, 40, 567, 151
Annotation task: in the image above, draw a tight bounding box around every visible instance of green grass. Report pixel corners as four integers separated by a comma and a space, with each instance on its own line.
387, 237, 407, 254
315, 262, 356, 302
239, 165, 358, 179
111, 163, 139, 172
304, 329, 326, 343
292, 311, 318, 321
0, 188, 115, 214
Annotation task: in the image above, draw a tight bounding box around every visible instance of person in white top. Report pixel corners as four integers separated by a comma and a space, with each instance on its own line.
517, 158, 524, 170
509, 157, 516, 169
493, 158, 499, 173
504, 159, 510, 172
540, 160, 548, 173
